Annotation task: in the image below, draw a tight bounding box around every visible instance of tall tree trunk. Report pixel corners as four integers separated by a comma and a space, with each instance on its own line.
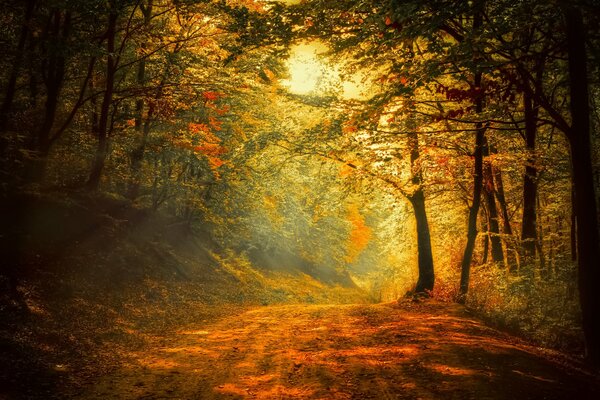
127, 1, 153, 200
536, 193, 547, 275
406, 118, 434, 293
488, 143, 518, 270
409, 188, 435, 293
459, 0, 486, 302
482, 137, 504, 263
459, 116, 485, 301
564, 4, 600, 367
481, 214, 489, 264
492, 165, 512, 235
128, 120, 151, 199
521, 90, 539, 262
570, 181, 577, 262
0, 0, 35, 134
567, 180, 578, 301
86, 4, 117, 191
28, 10, 71, 182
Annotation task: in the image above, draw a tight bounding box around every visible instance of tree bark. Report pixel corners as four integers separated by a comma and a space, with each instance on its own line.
409, 188, 435, 293
481, 214, 489, 264
563, 4, 600, 367
536, 193, 547, 275
0, 0, 35, 133
482, 137, 504, 264
521, 90, 538, 260
28, 10, 71, 182
406, 118, 434, 293
490, 144, 517, 269
459, 117, 485, 301
458, 0, 486, 302
86, 4, 117, 190
570, 180, 577, 262
127, 1, 153, 200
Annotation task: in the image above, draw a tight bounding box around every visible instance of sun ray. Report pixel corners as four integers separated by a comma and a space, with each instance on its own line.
282, 43, 326, 95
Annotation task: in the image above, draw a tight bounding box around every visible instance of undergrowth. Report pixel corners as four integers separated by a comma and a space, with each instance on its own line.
463, 263, 583, 355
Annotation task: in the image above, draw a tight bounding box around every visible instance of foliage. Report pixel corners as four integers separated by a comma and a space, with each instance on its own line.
1, 0, 599, 366
467, 262, 583, 352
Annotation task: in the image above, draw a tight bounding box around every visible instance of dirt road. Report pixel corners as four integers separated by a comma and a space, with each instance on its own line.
76, 301, 599, 399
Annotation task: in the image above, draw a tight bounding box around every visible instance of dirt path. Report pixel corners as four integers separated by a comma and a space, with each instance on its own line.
76, 301, 599, 399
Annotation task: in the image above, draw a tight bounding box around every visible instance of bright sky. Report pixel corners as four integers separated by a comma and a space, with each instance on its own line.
281, 41, 369, 99
281, 43, 328, 95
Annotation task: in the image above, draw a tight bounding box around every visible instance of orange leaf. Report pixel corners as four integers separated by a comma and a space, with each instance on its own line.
344, 204, 372, 263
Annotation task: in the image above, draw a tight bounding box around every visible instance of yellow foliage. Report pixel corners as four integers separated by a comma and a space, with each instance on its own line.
345, 204, 372, 263
263, 195, 283, 227
263, 68, 276, 81
342, 120, 358, 134
339, 163, 355, 178
263, 195, 277, 209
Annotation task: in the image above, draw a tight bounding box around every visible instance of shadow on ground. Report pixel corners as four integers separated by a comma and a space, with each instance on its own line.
76, 301, 600, 400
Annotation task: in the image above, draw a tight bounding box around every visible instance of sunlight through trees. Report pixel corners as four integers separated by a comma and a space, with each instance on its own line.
1, 2, 600, 396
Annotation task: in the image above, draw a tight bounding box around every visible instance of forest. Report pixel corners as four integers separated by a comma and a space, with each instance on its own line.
1, 0, 600, 398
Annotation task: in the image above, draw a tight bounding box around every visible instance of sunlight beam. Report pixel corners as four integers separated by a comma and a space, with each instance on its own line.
282, 43, 326, 95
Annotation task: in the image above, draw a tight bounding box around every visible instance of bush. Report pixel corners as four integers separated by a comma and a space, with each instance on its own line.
465, 262, 584, 354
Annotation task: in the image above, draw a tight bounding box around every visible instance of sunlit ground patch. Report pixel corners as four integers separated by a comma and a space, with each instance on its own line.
177, 329, 210, 335
215, 382, 317, 399
235, 360, 257, 369
428, 363, 481, 376
309, 325, 328, 331
160, 345, 216, 357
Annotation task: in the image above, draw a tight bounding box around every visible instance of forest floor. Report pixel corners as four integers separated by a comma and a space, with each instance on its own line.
2, 194, 598, 399
74, 300, 600, 400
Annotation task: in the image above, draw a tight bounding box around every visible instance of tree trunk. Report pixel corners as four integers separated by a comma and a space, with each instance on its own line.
397, 94, 436, 295
405, 102, 435, 294
28, 10, 71, 183
127, 1, 153, 200
481, 215, 489, 264
459, 0, 486, 302
459, 119, 485, 301
570, 181, 577, 262
409, 188, 435, 293
86, 4, 117, 191
489, 143, 517, 269
0, 0, 35, 134
521, 90, 538, 261
492, 161, 512, 235
459, 59, 486, 303
536, 193, 547, 276
484, 188, 503, 262
482, 137, 504, 264
128, 118, 152, 199
564, 4, 600, 367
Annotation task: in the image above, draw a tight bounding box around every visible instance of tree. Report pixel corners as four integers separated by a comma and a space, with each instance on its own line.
562, 1, 600, 367
0, 0, 35, 134
85, 0, 118, 190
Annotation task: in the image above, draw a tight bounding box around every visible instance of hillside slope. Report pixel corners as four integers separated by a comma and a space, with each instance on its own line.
0, 191, 371, 399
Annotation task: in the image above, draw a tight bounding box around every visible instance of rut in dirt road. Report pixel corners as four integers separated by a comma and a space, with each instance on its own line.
78, 301, 600, 399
